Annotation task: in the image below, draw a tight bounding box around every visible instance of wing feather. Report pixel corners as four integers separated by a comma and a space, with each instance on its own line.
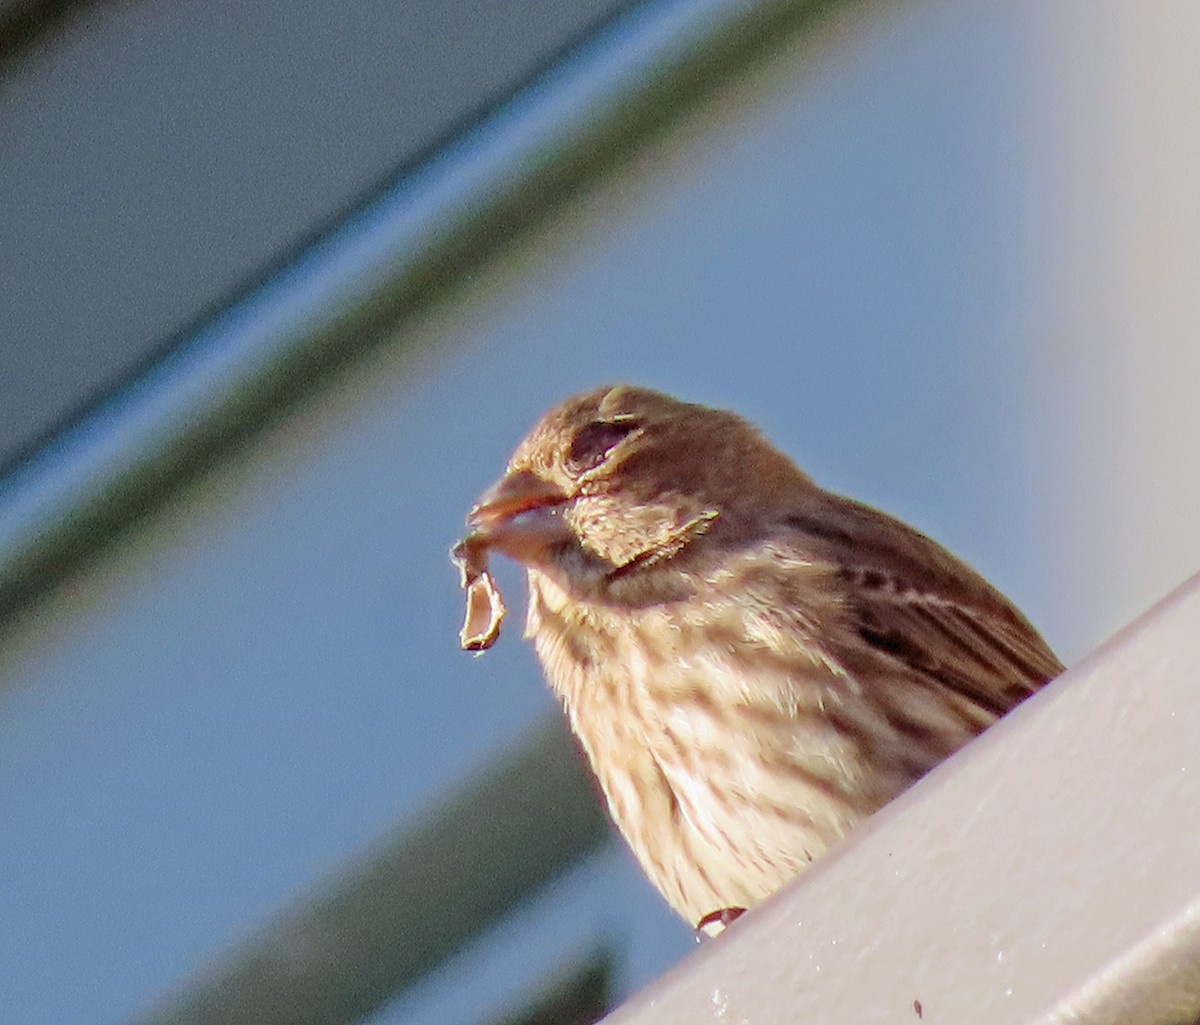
782, 497, 1064, 722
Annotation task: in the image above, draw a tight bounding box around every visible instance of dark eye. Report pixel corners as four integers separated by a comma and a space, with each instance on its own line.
566, 418, 639, 473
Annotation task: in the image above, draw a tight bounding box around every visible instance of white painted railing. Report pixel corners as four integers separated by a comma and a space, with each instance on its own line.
605, 573, 1200, 1025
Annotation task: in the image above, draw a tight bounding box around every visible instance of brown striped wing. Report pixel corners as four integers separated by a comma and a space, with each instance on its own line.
783, 498, 1064, 722
845, 573, 1064, 719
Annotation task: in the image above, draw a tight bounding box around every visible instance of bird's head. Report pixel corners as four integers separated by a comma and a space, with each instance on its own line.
463, 385, 815, 601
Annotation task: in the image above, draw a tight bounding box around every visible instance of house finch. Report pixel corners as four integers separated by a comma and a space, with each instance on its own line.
454, 385, 1062, 931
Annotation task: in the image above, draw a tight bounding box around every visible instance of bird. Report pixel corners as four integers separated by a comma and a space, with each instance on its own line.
455, 384, 1063, 932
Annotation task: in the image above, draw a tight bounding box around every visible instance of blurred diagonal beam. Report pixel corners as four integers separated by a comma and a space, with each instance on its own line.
0, 0, 93, 66
128, 721, 610, 1025
0, 0, 849, 624
487, 946, 615, 1025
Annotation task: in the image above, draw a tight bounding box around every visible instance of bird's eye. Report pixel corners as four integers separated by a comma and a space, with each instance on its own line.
566, 418, 639, 473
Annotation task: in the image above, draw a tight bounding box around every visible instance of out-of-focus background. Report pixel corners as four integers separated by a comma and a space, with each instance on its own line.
2, 0, 1198, 1023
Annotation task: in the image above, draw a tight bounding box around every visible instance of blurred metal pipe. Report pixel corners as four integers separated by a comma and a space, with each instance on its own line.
488, 946, 615, 1025
0, 0, 846, 622
126, 721, 611, 1025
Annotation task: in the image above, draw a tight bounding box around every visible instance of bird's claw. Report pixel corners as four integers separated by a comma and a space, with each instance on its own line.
695, 906, 746, 942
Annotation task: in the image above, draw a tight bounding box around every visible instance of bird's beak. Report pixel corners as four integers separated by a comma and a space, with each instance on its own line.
465, 469, 572, 565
